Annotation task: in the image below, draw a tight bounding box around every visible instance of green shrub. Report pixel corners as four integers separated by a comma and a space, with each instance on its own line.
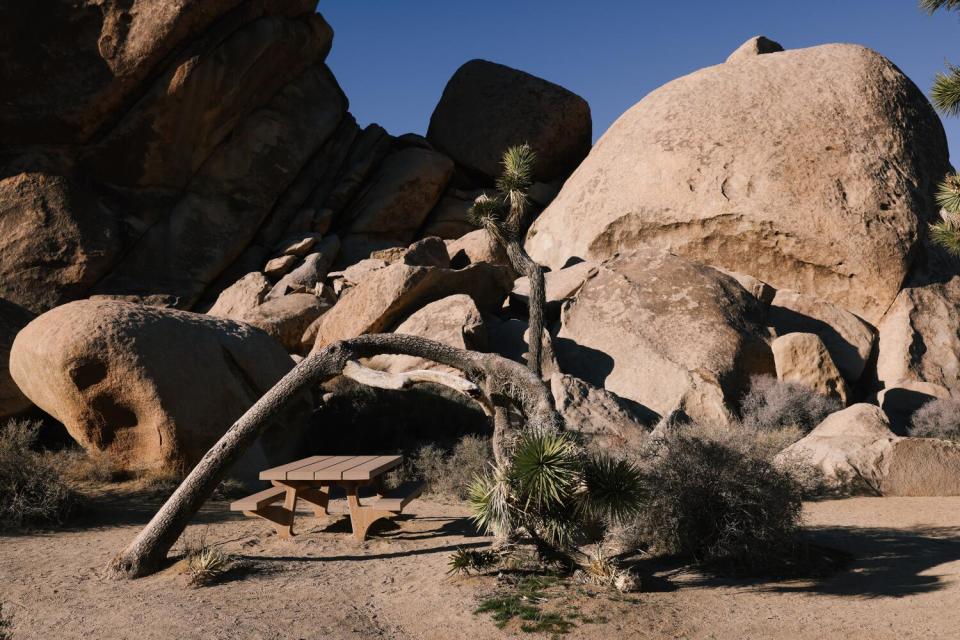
0, 419, 76, 531
635, 435, 803, 575
910, 398, 960, 442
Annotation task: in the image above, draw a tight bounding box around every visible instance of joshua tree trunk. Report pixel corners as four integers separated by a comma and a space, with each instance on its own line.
477, 217, 547, 378
107, 334, 558, 580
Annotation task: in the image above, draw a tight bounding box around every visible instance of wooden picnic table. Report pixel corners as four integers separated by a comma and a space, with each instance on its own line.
230, 454, 424, 542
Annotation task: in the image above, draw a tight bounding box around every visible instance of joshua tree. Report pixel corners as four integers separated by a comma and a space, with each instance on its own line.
922, 0, 960, 254
469, 144, 547, 378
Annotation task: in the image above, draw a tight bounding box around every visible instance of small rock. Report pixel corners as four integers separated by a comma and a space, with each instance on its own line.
264, 255, 299, 278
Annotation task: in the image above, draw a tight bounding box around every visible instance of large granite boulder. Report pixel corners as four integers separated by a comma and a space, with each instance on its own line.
553, 248, 774, 425
776, 404, 960, 496
526, 43, 949, 325
9, 300, 310, 475
427, 59, 591, 183
0, 299, 34, 418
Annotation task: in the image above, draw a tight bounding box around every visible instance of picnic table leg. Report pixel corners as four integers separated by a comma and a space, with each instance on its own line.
344, 481, 392, 543
273, 481, 329, 518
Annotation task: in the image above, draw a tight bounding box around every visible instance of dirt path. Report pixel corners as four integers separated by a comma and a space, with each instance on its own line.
2, 495, 959, 639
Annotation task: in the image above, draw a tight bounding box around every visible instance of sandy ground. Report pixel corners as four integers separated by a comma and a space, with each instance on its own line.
2, 493, 960, 640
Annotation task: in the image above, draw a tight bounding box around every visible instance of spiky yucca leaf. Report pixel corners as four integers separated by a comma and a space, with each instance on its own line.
931, 209, 960, 256
932, 65, 960, 116
510, 431, 580, 512
579, 454, 646, 524
936, 173, 960, 213
467, 192, 506, 228
496, 143, 536, 196
921, 0, 960, 12
468, 465, 513, 536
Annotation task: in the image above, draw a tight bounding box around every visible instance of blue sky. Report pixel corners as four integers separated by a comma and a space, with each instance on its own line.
321, 1, 960, 159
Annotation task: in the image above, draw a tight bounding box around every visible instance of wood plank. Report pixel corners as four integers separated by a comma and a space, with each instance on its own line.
259, 455, 335, 481
230, 486, 287, 511
285, 455, 357, 480
341, 455, 403, 481
370, 481, 425, 512
308, 455, 380, 481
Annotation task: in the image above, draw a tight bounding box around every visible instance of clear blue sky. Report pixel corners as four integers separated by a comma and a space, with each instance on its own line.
321, 1, 960, 159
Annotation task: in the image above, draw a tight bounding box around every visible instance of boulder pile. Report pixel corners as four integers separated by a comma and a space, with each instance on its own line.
4, 17, 960, 496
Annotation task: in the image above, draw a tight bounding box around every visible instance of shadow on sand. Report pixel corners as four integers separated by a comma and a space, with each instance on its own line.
672, 524, 960, 599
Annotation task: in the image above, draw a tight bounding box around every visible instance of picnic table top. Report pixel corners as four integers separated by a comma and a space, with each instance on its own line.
260, 454, 403, 482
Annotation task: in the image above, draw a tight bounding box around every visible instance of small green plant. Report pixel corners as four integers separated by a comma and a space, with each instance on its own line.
475, 575, 576, 635
180, 528, 235, 587
0, 419, 76, 531
447, 547, 500, 576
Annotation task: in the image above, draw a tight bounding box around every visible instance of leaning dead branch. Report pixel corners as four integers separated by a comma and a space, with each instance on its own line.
107, 333, 559, 580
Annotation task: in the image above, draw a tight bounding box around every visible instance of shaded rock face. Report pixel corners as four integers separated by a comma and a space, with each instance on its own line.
877, 277, 960, 391
9, 300, 310, 475
0, 2, 342, 312
554, 248, 774, 425
427, 59, 592, 183
0, 299, 34, 418
777, 403, 960, 496
768, 289, 876, 384
726, 35, 784, 63
526, 43, 949, 325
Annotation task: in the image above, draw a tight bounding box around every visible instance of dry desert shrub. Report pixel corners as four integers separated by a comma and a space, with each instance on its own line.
739, 374, 841, 433
631, 435, 804, 575
0, 419, 76, 531
405, 434, 492, 499
909, 398, 960, 442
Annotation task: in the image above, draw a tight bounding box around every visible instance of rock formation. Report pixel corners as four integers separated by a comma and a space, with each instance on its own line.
525, 41, 950, 325
9, 300, 310, 475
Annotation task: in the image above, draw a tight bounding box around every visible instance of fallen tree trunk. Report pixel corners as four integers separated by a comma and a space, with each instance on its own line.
107, 333, 558, 580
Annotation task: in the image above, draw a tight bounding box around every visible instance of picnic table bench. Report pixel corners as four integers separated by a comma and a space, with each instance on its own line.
230, 454, 424, 541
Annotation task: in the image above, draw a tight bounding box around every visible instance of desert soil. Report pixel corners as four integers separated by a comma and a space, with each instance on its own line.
2, 491, 959, 640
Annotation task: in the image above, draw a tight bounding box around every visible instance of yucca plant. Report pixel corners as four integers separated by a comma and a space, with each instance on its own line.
468, 431, 645, 567
920, 1, 960, 255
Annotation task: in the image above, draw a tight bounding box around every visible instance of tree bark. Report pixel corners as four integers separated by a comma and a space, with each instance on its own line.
107, 334, 558, 580
478, 220, 547, 378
